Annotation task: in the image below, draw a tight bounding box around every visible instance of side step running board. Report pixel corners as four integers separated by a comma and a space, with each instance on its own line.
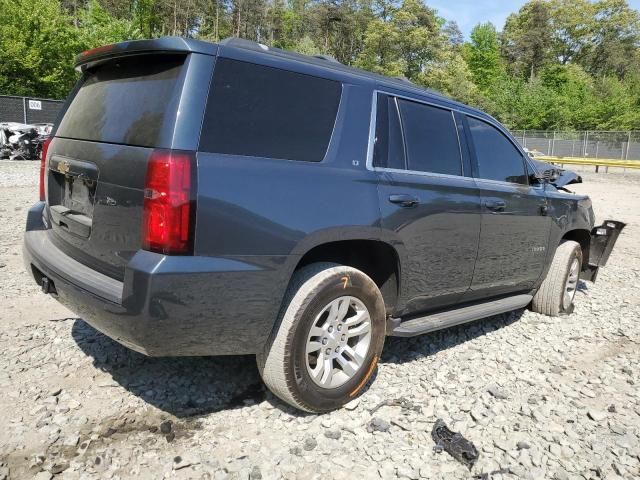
390, 294, 532, 337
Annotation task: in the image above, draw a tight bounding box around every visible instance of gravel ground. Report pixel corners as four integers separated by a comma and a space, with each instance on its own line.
1, 160, 639, 480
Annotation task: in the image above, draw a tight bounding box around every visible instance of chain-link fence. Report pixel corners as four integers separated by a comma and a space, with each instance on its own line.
3, 96, 640, 162
0, 95, 64, 124
512, 130, 640, 162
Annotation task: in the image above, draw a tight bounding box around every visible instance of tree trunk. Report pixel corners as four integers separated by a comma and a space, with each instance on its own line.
215, 1, 219, 41
173, 0, 178, 36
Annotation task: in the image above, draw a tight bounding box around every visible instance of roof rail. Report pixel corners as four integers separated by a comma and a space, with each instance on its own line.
313, 54, 341, 64
216, 37, 462, 107
394, 76, 414, 85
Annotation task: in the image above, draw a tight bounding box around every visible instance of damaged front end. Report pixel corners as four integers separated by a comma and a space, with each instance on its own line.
529, 158, 582, 190
528, 157, 626, 282
582, 220, 626, 282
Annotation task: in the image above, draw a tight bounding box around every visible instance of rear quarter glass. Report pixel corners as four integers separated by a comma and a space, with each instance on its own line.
199, 58, 341, 162
56, 55, 186, 148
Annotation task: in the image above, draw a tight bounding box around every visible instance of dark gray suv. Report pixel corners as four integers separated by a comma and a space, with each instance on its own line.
23, 37, 624, 412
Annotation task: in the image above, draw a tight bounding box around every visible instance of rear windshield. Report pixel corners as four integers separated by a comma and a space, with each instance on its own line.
56, 55, 185, 147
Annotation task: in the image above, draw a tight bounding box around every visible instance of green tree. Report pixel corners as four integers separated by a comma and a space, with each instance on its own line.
0, 0, 81, 98
420, 46, 478, 104
586, 0, 640, 78
77, 0, 141, 48
463, 22, 503, 90
502, 1, 554, 80
356, 0, 446, 80
1, 0, 639, 132
547, 0, 594, 65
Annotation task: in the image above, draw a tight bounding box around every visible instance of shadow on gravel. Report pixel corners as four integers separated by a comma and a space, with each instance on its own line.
71, 319, 275, 418
71, 309, 527, 417
381, 309, 525, 364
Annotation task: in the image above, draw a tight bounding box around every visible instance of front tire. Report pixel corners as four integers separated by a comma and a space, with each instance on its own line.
257, 263, 386, 413
531, 240, 582, 316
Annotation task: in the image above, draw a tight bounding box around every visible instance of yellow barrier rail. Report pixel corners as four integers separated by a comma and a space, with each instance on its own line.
538, 156, 640, 170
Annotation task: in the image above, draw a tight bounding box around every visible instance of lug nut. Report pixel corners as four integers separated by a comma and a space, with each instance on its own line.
325, 348, 332, 355
337, 324, 342, 331
335, 347, 340, 353
322, 338, 328, 345
341, 334, 346, 341
328, 326, 334, 333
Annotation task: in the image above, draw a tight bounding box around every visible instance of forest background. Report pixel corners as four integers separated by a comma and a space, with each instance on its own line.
1, 0, 639, 131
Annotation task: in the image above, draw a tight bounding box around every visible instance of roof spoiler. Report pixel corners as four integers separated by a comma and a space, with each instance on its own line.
75, 37, 218, 72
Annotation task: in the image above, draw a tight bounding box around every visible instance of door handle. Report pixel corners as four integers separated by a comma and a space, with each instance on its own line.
484, 199, 506, 212
389, 194, 420, 207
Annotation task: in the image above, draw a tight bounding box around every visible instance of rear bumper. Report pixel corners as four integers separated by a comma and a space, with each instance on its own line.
581, 220, 626, 282
23, 202, 290, 356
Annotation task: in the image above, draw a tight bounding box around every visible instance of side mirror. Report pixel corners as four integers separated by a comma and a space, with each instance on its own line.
545, 169, 560, 182
529, 171, 547, 184
531, 168, 559, 185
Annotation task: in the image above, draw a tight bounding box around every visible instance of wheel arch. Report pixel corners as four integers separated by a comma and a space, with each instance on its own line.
288, 231, 406, 314
561, 228, 591, 268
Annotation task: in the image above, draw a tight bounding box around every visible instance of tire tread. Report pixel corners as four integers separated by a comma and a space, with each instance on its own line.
531, 240, 581, 316
257, 263, 381, 412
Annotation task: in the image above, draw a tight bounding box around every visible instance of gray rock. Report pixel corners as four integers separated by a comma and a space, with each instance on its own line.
378, 461, 396, 480
49, 462, 69, 475
487, 384, 509, 400
396, 465, 418, 479
303, 437, 317, 451
587, 410, 607, 422
344, 398, 360, 410
63, 434, 79, 447
159, 420, 173, 434
250, 466, 262, 480
554, 470, 569, 480
366, 417, 391, 433
173, 455, 199, 470
33, 473, 52, 480
324, 429, 341, 440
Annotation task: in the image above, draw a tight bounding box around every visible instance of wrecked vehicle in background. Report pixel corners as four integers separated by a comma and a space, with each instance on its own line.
0, 123, 52, 160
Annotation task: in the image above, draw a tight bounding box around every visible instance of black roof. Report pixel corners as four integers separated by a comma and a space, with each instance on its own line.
75, 36, 488, 118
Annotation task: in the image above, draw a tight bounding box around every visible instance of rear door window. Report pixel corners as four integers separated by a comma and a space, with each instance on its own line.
373, 94, 405, 170
56, 55, 185, 148
200, 58, 341, 162
467, 117, 528, 184
396, 99, 462, 176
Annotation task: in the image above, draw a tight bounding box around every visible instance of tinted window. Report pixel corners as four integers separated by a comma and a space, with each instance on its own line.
56, 56, 185, 147
467, 117, 528, 184
397, 99, 462, 176
373, 94, 405, 169
200, 59, 341, 162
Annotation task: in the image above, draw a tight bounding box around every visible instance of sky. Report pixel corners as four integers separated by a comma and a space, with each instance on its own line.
426, 0, 640, 38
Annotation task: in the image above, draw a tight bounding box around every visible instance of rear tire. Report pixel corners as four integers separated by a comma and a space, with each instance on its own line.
257, 263, 386, 413
531, 240, 582, 316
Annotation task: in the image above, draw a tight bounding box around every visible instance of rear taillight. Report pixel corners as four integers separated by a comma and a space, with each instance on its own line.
142, 149, 196, 255
39, 137, 52, 201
